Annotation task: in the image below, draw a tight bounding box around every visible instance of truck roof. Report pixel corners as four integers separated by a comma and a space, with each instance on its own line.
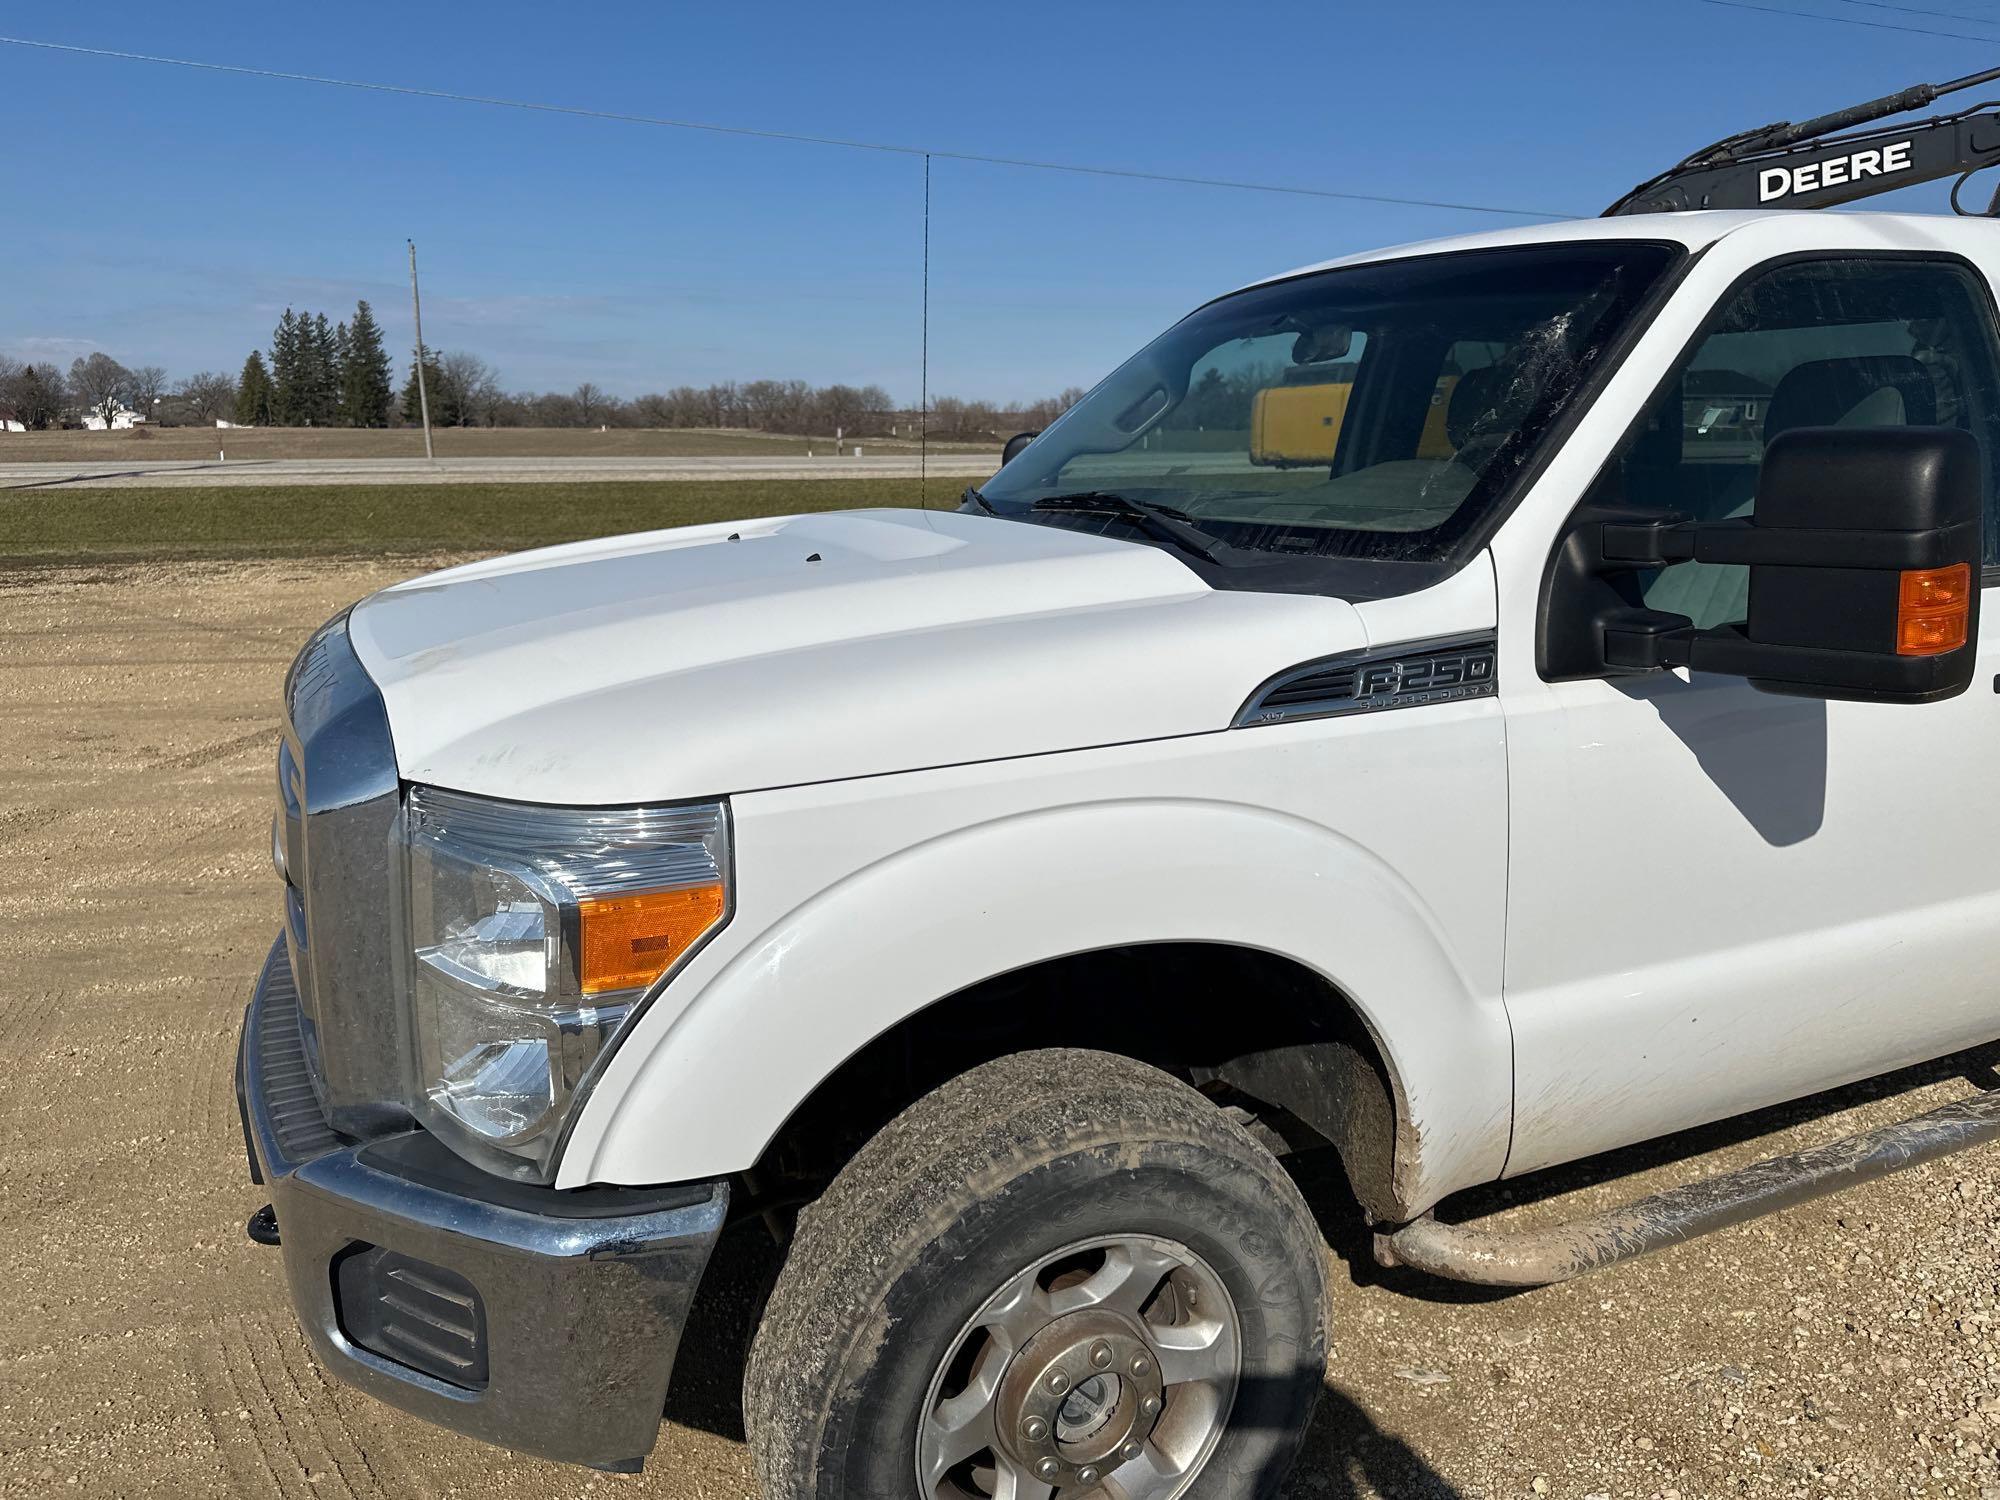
1250, 209, 1998, 289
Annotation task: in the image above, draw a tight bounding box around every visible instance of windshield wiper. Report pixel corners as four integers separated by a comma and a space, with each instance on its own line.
1028, 491, 1232, 565
961, 485, 998, 515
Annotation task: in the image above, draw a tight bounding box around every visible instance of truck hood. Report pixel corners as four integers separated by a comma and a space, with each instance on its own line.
346, 507, 1365, 804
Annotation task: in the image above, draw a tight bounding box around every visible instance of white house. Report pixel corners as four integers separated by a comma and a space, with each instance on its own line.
0, 419, 24, 434
81, 405, 147, 431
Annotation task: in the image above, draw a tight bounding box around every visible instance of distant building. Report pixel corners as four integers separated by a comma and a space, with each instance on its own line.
81, 405, 148, 431
0, 419, 24, 434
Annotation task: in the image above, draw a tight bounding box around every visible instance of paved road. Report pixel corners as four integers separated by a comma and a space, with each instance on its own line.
0, 454, 1000, 489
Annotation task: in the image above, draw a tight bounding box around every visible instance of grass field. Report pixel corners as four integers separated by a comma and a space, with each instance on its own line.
0, 425, 989, 464
0, 478, 954, 564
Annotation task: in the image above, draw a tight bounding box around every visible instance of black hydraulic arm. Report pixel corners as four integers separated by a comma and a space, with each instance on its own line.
1607, 65, 2000, 217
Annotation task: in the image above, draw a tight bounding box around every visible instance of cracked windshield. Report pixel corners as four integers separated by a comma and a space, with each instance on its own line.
981, 241, 1679, 562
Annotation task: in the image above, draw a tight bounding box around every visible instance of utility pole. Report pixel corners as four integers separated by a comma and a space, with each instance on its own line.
407, 238, 435, 462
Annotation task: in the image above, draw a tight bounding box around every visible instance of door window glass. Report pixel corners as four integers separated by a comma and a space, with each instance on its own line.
1598, 257, 2000, 628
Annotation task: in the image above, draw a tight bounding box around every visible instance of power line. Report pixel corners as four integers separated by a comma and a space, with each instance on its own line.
0, 34, 1575, 220
1827, 0, 2000, 24
1697, 0, 2000, 43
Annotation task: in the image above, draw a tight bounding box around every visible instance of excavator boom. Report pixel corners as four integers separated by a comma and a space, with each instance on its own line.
1607, 66, 2000, 217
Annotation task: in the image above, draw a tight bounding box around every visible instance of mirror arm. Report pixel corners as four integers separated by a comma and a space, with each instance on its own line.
1600, 606, 1698, 671
1600, 516, 1975, 571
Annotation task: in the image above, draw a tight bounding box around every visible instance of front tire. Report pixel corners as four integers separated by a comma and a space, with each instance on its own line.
744, 1048, 1327, 1499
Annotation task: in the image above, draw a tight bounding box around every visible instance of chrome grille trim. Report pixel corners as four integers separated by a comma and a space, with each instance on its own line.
280, 611, 410, 1137
251, 941, 349, 1166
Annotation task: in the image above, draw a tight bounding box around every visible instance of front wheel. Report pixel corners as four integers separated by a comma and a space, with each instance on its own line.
744, 1048, 1328, 1500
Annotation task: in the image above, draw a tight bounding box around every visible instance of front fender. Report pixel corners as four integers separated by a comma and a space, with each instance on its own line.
559, 753, 1512, 1211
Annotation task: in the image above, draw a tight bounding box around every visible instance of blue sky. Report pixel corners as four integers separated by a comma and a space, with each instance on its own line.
1, 1, 1993, 404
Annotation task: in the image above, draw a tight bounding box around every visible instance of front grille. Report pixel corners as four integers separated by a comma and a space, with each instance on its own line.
333, 1244, 489, 1389
252, 945, 347, 1165
278, 613, 409, 1137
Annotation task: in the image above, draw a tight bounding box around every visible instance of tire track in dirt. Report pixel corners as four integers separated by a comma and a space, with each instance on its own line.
0, 802, 70, 853
269, 1318, 416, 1499
177, 1013, 238, 1143
150, 727, 280, 774
189, 1317, 293, 1500
0, 986, 62, 1059
189, 1313, 418, 1500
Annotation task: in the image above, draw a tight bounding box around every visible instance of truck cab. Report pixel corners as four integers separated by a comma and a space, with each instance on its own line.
237, 206, 2000, 1498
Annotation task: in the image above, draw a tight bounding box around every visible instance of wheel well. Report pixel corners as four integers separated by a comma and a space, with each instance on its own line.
747, 943, 1410, 1224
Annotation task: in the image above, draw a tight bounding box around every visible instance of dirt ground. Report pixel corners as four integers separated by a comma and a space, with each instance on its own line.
3, 557, 1999, 1500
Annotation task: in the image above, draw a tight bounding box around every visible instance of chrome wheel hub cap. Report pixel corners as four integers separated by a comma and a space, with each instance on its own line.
916, 1235, 1241, 1500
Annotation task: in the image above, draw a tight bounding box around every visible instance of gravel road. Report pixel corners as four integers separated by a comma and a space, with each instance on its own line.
3, 556, 1998, 1500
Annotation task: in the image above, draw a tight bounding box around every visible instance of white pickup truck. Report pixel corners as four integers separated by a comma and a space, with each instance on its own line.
236, 200, 2000, 1497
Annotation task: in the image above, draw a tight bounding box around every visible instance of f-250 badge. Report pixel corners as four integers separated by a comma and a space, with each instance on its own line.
1355, 647, 1495, 702
1242, 638, 1498, 724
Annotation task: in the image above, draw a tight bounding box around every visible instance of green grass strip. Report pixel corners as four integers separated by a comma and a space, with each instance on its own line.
0, 479, 951, 564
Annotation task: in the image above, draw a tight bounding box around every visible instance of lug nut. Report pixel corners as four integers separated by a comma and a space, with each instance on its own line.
1046, 1369, 1070, 1394
1077, 1466, 1099, 1484
1021, 1415, 1048, 1442
1130, 1355, 1151, 1378
1035, 1457, 1061, 1480
1122, 1440, 1145, 1461
1140, 1394, 1162, 1417
1090, 1340, 1113, 1368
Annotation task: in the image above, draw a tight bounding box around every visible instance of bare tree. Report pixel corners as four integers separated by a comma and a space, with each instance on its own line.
68, 353, 132, 418
532, 391, 581, 427
129, 364, 168, 419
437, 352, 504, 427
632, 392, 673, 427
177, 371, 238, 424
571, 382, 608, 426
739, 380, 785, 430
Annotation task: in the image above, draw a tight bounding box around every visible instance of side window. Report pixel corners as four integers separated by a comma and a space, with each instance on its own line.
1597, 257, 2000, 629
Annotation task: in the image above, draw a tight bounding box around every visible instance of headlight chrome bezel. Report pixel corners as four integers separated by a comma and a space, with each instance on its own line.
401, 785, 732, 1181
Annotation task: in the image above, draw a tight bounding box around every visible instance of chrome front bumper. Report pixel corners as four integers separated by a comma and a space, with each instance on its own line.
236, 938, 729, 1471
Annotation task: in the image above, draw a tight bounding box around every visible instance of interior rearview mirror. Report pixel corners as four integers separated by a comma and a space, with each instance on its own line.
1544, 426, 1983, 703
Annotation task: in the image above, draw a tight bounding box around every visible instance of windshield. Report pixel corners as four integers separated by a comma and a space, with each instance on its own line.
979, 241, 1681, 565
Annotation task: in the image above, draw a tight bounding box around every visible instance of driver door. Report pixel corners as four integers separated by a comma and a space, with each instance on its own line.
1498, 249, 2000, 1178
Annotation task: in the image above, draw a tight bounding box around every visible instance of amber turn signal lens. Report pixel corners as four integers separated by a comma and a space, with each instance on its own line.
577, 883, 727, 995
1895, 563, 1972, 657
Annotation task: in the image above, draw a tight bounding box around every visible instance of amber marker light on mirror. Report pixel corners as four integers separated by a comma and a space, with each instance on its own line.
578, 883, 728, 996
1896, 563, 1972, 657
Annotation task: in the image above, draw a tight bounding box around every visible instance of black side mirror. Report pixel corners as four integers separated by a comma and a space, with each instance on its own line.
1001, 431, 1039, 466
1545, 426, 1983, 703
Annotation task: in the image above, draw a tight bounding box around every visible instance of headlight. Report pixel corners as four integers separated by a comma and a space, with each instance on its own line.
404, 786, 729, 1178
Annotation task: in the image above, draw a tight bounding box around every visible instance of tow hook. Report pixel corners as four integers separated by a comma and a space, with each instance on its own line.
247, 1204, 281, 1247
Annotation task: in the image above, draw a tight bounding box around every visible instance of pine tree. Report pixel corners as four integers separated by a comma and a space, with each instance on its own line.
340, 300, 393, 428
270, 310, 302, 425
234, 351, 274, 426
308, 313, 339, 426
401, 354, 443, 426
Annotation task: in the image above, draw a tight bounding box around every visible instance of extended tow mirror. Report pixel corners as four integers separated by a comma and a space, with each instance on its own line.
1001, 430, 1039, 465
1548, 426, 1983, 703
